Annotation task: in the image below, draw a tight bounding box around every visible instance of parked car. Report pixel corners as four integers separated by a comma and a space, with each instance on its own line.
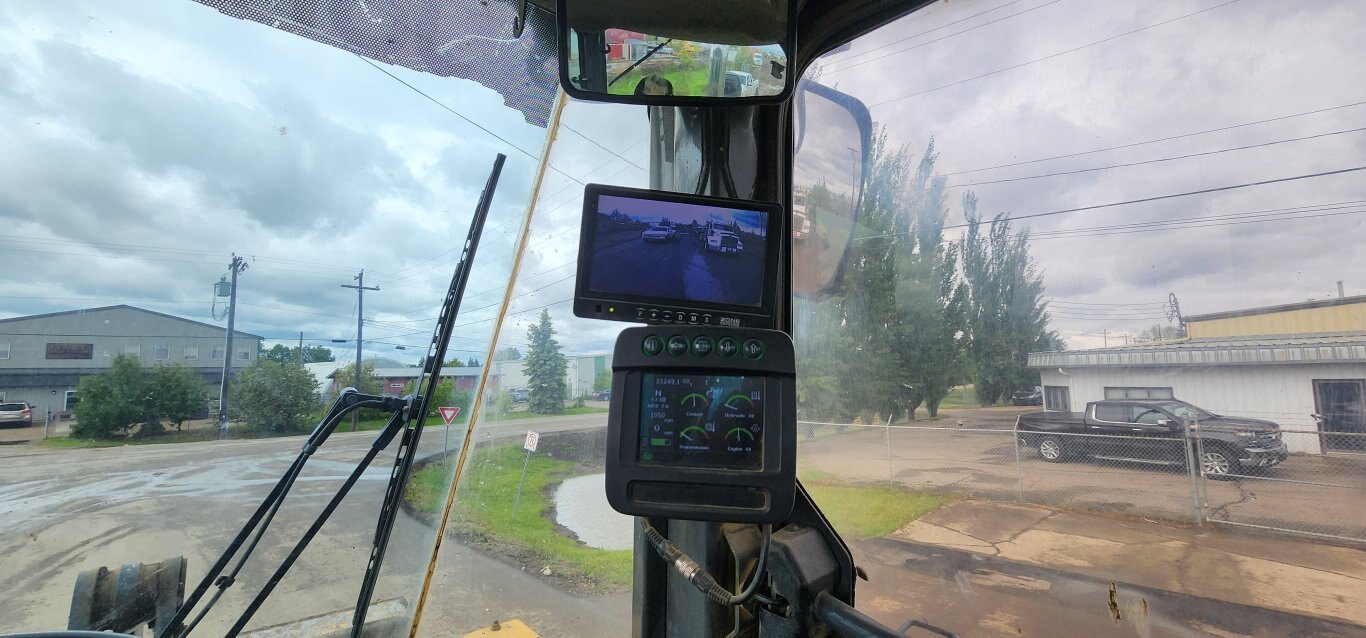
640, 225, 676, 242
1011, 387, 1042, 406
1016, 398, 1287, 478
723, 70, 759, 97
591, 388, 612, 401
706, 228, 744, 254
508, 388, 529, 402
0, 402, 34, 428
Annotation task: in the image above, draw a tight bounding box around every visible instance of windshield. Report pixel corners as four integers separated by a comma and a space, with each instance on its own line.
793, 1, 1366, 635
1156, 400, 1217, 421
4, 1, 1365, 637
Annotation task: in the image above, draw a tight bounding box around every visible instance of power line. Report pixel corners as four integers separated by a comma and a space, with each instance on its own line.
826, 0, 1062, 74
939, 165, 1366, 230
1034, 207, 1366, 241
354, 54, 585, 185
943, 99, 1366, 177
948, 126, 1366, 188
870, 0, 1242, 108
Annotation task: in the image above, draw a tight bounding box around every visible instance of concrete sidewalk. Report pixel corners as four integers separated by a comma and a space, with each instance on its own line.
888, 499, 1366, 628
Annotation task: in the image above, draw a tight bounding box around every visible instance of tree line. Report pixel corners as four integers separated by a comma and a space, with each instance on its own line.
795, 130, 1060, 424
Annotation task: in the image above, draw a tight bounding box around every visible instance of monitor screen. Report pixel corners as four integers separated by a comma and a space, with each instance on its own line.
638, 373, 764, 471
577, 185, 780, 318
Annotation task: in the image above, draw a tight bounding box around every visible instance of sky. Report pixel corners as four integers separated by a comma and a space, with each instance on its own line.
0, 0, 1363, 362
598, 195, 767, 233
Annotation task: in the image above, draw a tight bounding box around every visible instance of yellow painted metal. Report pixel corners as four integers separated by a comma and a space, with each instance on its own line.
1189, 302, 1366, 338
462, 618, 541, 638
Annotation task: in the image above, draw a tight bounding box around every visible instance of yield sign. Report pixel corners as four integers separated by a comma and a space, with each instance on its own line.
438, 406, 461, 425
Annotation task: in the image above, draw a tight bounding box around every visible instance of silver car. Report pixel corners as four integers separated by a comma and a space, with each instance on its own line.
0, 402, 33, 428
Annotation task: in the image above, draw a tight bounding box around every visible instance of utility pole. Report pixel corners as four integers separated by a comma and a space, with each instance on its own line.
296, 331, 304, 365
217, 254, 248, 438
341, 270, 380, 431
1102, 329, 1109, 348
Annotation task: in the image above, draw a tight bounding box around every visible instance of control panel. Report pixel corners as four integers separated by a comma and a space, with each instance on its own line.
606, 326, 796, 523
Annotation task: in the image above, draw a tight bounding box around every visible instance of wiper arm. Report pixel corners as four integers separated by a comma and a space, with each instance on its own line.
609, 39, 674, 87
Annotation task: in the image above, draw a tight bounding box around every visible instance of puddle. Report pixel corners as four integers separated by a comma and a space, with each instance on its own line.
553, 473, 633, 550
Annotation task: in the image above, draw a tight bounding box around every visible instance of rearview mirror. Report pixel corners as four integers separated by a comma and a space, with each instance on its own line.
556, 0, 795, 105
792, 80, 872, 298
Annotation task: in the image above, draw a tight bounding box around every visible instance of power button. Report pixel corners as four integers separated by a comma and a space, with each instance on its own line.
642, 335, 664, 356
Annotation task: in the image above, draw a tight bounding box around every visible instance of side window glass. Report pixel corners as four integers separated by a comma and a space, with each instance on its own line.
1094, 404, 1127, 422
1132, 406, 1165, 425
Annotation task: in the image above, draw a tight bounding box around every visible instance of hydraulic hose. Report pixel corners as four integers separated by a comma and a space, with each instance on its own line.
641, 519, 772, 606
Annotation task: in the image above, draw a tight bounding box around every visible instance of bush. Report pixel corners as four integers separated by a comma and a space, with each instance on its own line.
71, 356, 152, 439
229, 361, 321, 434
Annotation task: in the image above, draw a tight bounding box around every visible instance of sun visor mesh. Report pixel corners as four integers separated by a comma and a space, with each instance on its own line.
191, 0, 558, 127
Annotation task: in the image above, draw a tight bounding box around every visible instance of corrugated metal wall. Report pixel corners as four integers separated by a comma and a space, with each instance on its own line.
1039, 363, 1366, 454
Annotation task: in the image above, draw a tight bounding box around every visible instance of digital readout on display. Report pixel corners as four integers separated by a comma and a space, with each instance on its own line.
639, 373, 764, 470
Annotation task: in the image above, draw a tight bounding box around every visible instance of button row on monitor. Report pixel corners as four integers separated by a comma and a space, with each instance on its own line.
640, 334, 763, 360
635, 308, 713, 324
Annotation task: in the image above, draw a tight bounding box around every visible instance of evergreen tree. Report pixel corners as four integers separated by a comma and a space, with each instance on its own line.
525, 309, 567, 414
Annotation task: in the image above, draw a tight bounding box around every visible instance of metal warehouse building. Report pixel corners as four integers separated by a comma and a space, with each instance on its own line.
0, 305, 262, 418
1030, 296, 1366, 455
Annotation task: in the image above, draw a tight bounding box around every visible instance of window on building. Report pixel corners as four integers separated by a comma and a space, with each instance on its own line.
184, 346, 199, 360
238, 350, 251, 360
1043, 386, 1070, 412
65, 390, 79, 412
0, 342, 10, 359
46, 343, 93, 360
212, 346, 225, 360
1104, 387, 1174, 400
154, 345, 171, 360
124, 345, 140, 358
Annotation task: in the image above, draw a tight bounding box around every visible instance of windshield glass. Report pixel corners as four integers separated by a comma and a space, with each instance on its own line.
1157, 400, 1217, 421
0, 1, 640, 635
794, 1, 1366, 635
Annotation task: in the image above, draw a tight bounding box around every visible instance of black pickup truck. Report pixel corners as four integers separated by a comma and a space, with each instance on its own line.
1016, 398, 1288, 478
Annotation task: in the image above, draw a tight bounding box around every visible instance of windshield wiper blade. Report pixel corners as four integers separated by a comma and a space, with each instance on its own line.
609, 39, 674, 87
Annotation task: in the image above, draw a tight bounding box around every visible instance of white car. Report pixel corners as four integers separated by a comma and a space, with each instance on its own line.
641, 225, 676, 242
706, 229, 744, 254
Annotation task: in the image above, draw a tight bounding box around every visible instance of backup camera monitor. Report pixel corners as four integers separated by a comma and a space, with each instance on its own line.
574, 184, 783, 328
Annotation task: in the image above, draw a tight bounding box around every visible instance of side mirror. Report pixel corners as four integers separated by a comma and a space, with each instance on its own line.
792, 80, 872, 298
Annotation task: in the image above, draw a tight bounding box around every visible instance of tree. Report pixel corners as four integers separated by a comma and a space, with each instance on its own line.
71, 355, 153, 439
149, 364, 208, 432
263, 344, 295, 364
592, 369, 612, 392
524, 309, 567, 414
1137, 323, 1185, 342
465, 357, 481, 367
958, 195, 1060, 406
302, 346, 335, 363
494, 346, 522, 361
332, 361, 383, 395
229, 361, 320, 434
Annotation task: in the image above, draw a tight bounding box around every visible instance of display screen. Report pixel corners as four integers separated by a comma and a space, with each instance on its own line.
639, 373, 764, 470
587, 192, 771, 308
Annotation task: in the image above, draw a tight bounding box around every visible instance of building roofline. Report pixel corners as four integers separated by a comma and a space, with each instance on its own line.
1186, 295, 1366, 322
0, 304, 264, 340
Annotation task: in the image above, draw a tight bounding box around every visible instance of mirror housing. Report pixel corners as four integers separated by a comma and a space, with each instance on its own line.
792, 80, 872, 298
556, 0, 796, 105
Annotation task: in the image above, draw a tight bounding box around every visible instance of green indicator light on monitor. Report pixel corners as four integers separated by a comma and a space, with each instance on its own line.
652, 438, 669, 446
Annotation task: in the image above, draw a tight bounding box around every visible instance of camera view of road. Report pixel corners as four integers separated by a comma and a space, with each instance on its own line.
588, 203, 768, 306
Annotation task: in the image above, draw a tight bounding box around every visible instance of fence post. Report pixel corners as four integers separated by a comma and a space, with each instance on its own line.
884, 414, 894, 487
1184, 419, 1203, 526
1013, 419, 1024, 503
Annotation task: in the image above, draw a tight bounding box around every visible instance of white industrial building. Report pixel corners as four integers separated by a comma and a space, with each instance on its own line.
1030, 296, 1366, 455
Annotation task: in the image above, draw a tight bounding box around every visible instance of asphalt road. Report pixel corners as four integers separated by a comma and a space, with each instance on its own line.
4, 404, 1359, 636
589, 227, 766, 305
0, 412, 627, 636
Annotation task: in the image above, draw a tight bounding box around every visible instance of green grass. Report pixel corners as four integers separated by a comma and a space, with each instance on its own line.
494, 406, 609, 421
407, 446, 632, 588
609, 68, 710, 96
805, 485, 955, 539
34, 429, 221, 448
936, 385, 979, 410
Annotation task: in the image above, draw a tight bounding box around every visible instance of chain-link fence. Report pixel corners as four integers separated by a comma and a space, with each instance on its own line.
796, 420, 1366, 544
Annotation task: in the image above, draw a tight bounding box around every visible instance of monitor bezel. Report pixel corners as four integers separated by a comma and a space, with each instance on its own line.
574, 184, 784, 328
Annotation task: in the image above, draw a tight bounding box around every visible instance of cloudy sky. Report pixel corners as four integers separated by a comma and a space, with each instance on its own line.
1, 0, 1363, 362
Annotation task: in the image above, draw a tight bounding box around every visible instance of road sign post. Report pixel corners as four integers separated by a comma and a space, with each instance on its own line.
511, 431, 540, 519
